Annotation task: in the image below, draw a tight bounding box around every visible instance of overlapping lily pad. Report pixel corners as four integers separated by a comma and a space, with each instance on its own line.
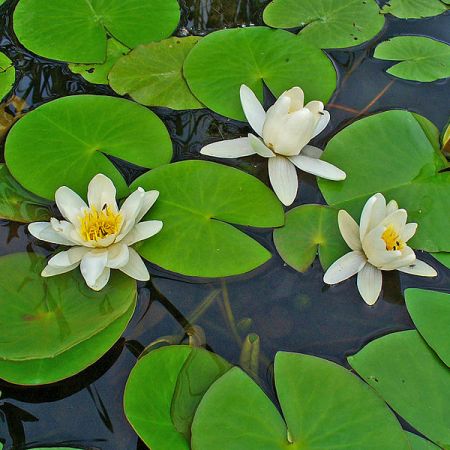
349, 330, 450, 448
0, 253, 136, 361
192, 352, 409, 449
407, 433, 442, 450
263, 0, 385, 49
13, 0, 181, 63
0, 163, 51, 222
0, 52, 15, 101
405, 288, 450, 366
381, 0, 448, 19
124, 345, 231, 450
431, 252, 450, 268
273, 205, 348, 272
110, 37, 203, 110
318, 110, 450, 252
184, 27, 336, 121
131, 160, 284, 277
374, 36, 450, 82
5, 95, 172, 200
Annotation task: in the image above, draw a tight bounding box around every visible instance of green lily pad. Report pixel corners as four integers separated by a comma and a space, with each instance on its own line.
124, 345, 231, 450
109, 36, 203, 110
273, 204, 348, 272
183, 26, 336, 121
374, 36, 450, 82
69, 37, 130, 85
318, 110, 450, 252
192, 351, 409, 449
0, 164, 51, 222
381, 0, 448, 19
0, 300, 135, 385
431, 253, 450, 269
0, 52, 15, 101
407, 433, 442, 450
348, 330, 450, 448
0, 253, 136, 361
263, 0, 385, 49
131, 160, 284, 277
405, 288, 450, 367
5, 95, 172, 200
13, 0, 180, 63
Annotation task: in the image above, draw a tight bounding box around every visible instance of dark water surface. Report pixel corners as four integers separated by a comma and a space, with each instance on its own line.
0, 0, 449, 448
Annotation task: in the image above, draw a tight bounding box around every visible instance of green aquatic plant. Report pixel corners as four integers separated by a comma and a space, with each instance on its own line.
381, 0, 449, 19
0, 52, 15, 101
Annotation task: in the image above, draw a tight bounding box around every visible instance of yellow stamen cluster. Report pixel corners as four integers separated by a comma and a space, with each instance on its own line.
382, 224, 405, 251
80, 205, 122, 243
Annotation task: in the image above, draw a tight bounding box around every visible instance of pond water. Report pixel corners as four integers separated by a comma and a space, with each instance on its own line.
0, 0, 449, 449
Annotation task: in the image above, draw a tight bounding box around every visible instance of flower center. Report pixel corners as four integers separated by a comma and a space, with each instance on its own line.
80, 205, 122, 243
381, 224, 405, 251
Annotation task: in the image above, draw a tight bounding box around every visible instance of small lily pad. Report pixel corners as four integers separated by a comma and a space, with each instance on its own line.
273, 205, 348, 272
263, 0, 385, 49
407, 432, 442, 450
381, 0, 448, 19
109, 36, 203, 110
184, 26, 336, 121
0, 300, 135, 385
191, 352, 409, 449
13, 0, 181, 63
349, 330, 450, 448
374, 36, 450, 82
0, 164, 51, 222
405, 288, 450, 366
0, 52, 15, 101
431, 252, 450, 269
69, 37, 130, 85
124, 345, 231, 450
318, 110, 450, 252
131, 160, 284, 278
0, 253, 136, 361
5, 95, 172, 200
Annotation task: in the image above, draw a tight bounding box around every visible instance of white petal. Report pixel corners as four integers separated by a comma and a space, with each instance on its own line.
284, 87, 304, 112
359, 193, 387, 241
55, 186, 87, 224
401, 223, 417, 242
136, 190, 159, 223
312, 110, 330, 138
87, 174, 118, 212
304, 100, 324, 115
106, 243, 130, 269
90, 267, 111, 291
397, 259, 437, 277
117, 188, 145, 239
357, 263, 383, 305
121, 221, 163, 246
50, 218, 85, 245
28, 222, 76, 246
239, 85, 266, 137
385, 200, 399, 216
381, 209, 408, 232
120, 248, 150, 281
338, 210, 361, 251
380, 246, 416, 271
42, 262, 79, 277
362, 224, 403, 268
248, 133, 275, 158
288, 155, 346, 180
323, 250, 367, 285
200, 137, 255, 159
80, 250, 108, 289
268, 156, 298, 206
48, 246, 89, 267
262, 96, 290, 148
301, 145, 323, 159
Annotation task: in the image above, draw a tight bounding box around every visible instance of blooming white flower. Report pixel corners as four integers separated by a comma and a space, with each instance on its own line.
28, 174, 162, 291
201, 85, 346, 206
323, 193, 437, 305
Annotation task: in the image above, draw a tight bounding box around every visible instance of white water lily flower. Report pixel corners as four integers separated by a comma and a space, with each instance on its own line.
28, 174, 162, 291
323, 193, 437, 305
201, 85, 346, 206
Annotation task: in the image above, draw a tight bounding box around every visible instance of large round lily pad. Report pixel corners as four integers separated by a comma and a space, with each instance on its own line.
349, 330, 450, 448
381, 0, 448, 19
13, 0, 180, 63
110, 37, 203, 110
124, 345, 231, 450
263, 0, 385, 49
318, 110, 450, 252
183, 27, 336, 121
131, 160, 285, 277
5, 95, 172, 200
0, 301, 135, 385
0, 52, 15, 101
405, 288, 450, 367
191, 352, 409, 449
0, 253, 136, 361
374, 36, 450, 82
273, 205, 348, 272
